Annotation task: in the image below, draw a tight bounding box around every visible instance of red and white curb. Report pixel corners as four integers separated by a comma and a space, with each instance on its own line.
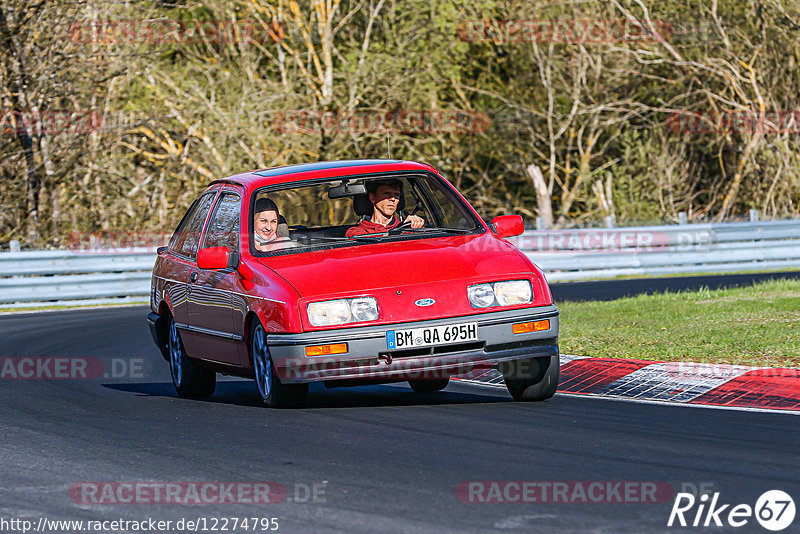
456, 355, 800, 412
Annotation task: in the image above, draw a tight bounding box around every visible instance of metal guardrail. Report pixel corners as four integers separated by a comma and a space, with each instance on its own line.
0, 249, 156, 305
511, 220, 800, 281
1, 219, 799, 305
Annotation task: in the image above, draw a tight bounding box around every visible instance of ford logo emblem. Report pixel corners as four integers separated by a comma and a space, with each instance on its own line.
415, 298, 435, 307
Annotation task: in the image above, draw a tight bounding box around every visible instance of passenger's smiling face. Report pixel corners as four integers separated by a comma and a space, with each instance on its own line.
254, 210, 279, 241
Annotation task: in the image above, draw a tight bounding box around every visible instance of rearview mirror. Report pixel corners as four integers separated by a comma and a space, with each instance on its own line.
328, 182, 367, 198
197, 246, 236, 270
491, 215, 524, 238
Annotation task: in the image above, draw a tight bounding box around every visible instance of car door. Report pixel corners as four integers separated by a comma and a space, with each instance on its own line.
187, 189, 246, 366
165, 191, 218, 355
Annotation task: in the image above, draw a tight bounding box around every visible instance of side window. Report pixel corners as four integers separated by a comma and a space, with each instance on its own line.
168, 197, 200, 250
203, 193, 241, 252
414, 179, 474, 228
172, 192, 216, 259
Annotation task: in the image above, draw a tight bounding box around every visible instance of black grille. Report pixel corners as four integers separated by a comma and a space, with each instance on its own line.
485, 338, 555, 353
379, 341, 485, 360
432, 341, 485, 354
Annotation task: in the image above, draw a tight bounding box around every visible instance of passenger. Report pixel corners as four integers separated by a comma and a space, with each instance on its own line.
253, 197, 294, 252
345, 179, 424, 237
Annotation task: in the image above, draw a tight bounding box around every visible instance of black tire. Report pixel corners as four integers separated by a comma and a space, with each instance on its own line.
501, 355, 559, 402
251, 321, 308, 408
168, 315, 216, 398
408, 377, 450, 393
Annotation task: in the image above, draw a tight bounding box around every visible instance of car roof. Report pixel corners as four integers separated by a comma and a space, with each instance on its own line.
209, 159, 439, 190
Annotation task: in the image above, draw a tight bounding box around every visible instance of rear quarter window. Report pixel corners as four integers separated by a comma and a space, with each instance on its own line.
170, 192, 216, 259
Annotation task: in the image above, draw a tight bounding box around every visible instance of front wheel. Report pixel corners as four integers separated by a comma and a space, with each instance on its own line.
168, 315, 216, 398
501, 355, 559, 402
251, 321, 308, 408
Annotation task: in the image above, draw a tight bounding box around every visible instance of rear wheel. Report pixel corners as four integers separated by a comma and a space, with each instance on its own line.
168, 315, 216, 398
251, 321, 308, 408
408, 377, 450, 393
501, 355, 559, 402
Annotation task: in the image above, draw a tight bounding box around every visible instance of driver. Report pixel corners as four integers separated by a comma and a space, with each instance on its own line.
345, 179, 424, 237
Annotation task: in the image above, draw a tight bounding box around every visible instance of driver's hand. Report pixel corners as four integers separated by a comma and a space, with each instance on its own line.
404, 214, 425, 228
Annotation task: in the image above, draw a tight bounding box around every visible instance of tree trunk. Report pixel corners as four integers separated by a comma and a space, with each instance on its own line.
526, 164, 553, 229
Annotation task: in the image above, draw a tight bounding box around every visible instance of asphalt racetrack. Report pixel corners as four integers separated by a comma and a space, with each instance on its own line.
1, 290, 799, 532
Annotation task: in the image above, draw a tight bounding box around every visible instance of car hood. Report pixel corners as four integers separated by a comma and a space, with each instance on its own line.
256, 233, 545, 327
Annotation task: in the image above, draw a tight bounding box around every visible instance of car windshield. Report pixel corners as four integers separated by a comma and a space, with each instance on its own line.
250, 173, 482, 256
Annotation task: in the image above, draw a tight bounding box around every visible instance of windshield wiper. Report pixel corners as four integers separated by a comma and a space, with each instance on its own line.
397, 226, 474, 234
297, 234, 385, 243
295, 235, 349, 243
297, 227, 474, 243
351, 234, 388, 240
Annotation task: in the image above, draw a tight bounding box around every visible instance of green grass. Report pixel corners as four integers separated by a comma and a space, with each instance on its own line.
558, 278, 800, 368
555, 266, 800, 282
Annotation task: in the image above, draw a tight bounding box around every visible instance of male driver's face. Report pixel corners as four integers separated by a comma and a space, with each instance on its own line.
370, 184, 401, 218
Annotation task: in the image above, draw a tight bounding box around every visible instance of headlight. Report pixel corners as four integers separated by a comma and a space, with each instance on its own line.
494, 280, 533, 306
350, 297, 379, 322
307, 297, 379, 326
467, 280, 533, 308
467, 284, 495, 308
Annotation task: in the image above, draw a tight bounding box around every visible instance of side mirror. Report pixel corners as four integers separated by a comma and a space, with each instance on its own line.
491, 215, 524, 238
197, 246, 234, 270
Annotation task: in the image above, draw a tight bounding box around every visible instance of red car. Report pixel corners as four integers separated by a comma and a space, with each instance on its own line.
147, 159, 559, 407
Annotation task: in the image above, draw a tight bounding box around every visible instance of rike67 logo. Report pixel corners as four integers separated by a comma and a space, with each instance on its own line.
668, 490, 795, 531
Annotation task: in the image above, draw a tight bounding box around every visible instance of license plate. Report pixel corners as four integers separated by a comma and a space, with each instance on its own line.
386, 322, 478, 350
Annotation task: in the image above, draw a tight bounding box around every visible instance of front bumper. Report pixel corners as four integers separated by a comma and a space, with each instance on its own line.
267, 306, 559, 383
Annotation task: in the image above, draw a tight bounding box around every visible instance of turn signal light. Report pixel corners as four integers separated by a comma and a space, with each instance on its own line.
512, 320, 550, 335
305, 343, 348, 357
